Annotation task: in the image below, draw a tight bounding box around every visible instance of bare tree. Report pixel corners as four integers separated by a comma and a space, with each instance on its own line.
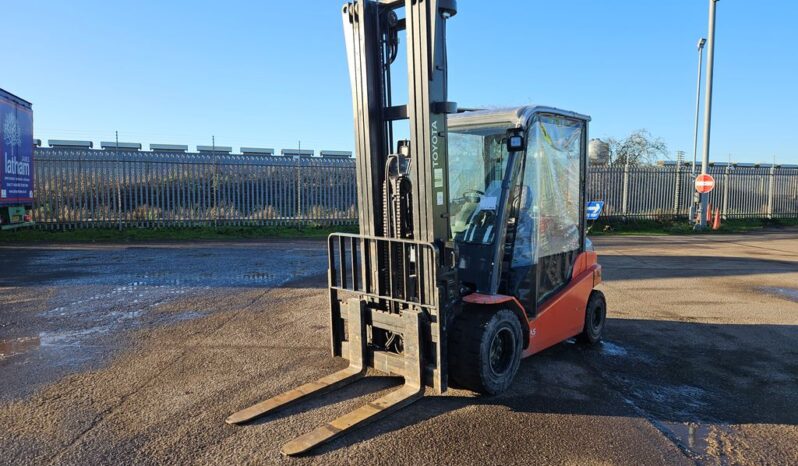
607, 129, 669, 166
3, 114, 22, 158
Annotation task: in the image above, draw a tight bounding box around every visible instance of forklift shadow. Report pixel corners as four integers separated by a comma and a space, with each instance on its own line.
600, 254, 797, 280
308, 317, 798, 456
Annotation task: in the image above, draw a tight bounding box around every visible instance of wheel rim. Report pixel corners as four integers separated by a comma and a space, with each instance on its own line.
489, 328, 515, 376
590, 303, 604, 333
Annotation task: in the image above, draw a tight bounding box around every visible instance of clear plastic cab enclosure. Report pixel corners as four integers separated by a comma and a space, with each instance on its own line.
447, 106, 590, 307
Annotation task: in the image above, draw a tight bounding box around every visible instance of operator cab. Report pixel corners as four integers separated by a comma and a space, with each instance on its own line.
447, 106, 590, 315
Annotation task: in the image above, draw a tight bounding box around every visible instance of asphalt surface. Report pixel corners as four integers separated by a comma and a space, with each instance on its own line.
1, 231, 797, 465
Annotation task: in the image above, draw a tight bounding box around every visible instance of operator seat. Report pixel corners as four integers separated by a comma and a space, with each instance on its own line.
461, 180, 502, 244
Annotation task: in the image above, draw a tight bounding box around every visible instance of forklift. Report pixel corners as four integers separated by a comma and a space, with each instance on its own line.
227, 0, 606, 455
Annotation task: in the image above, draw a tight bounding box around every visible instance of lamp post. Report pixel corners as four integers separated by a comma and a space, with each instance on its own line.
691, 38, 706, 176
689, 38, 706, 222
697, 0, 719, 230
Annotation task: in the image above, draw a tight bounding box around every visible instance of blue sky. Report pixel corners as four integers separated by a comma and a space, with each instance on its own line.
2, 1, 796, 163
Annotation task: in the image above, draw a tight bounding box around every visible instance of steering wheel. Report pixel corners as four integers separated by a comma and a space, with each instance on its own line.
461, 189, 484, 203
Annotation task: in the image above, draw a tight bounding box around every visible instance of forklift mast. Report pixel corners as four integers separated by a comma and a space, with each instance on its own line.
343, 0, 456, 245
336, 0, 459, 392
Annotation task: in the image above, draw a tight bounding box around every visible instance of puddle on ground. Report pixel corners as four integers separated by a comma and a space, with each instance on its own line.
599, 341, 629, 357
593, 339, 658, 365
758, 287, 798, 303
1, 327, 112, 362
0, 337, 41, 360
633, 384, 707, 415
0, 244, 329, 399
39, 326, 112, 346
661, 421, 712, 457
660, 421, 737, 461
616, 381, 717, 460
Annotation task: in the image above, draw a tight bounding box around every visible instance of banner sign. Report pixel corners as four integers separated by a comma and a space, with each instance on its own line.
1, 95, 34, 204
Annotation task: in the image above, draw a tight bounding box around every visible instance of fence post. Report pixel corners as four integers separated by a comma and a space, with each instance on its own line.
673, 160, 682, 216
115, 132, 123, 231
621, 163, 630, 217
296, 164, 303, 225
213, 156, 218, 228
767, 165, 775, 219
145, 160, 151, 229
722, 165, 730, 219
117, 160, 123, 231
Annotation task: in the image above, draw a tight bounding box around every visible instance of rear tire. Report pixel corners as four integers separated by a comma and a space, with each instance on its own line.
449, 309, 523, 395
578, 290, 606, 344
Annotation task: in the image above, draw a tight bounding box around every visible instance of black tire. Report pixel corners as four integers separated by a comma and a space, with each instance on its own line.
578, 290, 607, 344
448, 309, 523, 395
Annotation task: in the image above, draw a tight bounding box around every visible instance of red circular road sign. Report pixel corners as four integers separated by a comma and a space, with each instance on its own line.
695, 174, 716, 194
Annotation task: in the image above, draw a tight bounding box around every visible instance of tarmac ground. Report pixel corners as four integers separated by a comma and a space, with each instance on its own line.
1, 231, 797, 465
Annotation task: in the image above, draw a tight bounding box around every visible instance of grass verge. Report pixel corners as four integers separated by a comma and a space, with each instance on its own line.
1, 218, 796, 243
588, 217, 798, 236
0, 224, 359, 243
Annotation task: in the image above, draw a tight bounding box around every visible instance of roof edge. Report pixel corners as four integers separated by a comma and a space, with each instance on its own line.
448, 105, 590, 130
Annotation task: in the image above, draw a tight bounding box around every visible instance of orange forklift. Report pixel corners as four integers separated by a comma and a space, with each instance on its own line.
227, 0, 605, 455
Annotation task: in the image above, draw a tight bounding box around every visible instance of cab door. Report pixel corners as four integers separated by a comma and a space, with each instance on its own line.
506, 113, 587, 314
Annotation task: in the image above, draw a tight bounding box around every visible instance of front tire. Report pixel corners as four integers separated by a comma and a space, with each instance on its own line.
449, 309, 523, 395
578, 290, 607, 344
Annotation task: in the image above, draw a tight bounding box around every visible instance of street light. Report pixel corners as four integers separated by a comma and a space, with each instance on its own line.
691, 38, 706, 176
689, 37, 707, 222
698, 0, 719, 229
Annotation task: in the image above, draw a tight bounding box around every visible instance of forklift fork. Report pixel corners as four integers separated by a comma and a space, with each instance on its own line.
226, 293, 426, 456
224, 366, 365, 426
282, 383, 423, 456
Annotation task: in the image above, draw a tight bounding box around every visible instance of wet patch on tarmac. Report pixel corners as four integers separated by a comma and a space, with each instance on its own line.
598, 340, 628, 357
538, 335, 733, 462
657, 420, 740, 464
612, 377, 721, 461
757, 286, 798, 303
591, 339, 655, 364
0, 336, 41, 360
659, 421, 714, 460
0, 242, 327, 399
579, 336, 726, 461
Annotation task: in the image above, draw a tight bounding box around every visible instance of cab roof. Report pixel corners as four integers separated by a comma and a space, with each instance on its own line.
448, 105, 590, 131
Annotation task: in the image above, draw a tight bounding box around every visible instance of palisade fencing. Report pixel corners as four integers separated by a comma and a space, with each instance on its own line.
588, 164, 798, 220
31, 148, 358, 229
29, 149, 798, 230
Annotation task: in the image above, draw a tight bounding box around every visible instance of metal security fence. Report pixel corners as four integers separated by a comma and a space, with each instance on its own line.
588, 164, 798, 220
31, 148, 358, 229
27, 149, 798, 230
